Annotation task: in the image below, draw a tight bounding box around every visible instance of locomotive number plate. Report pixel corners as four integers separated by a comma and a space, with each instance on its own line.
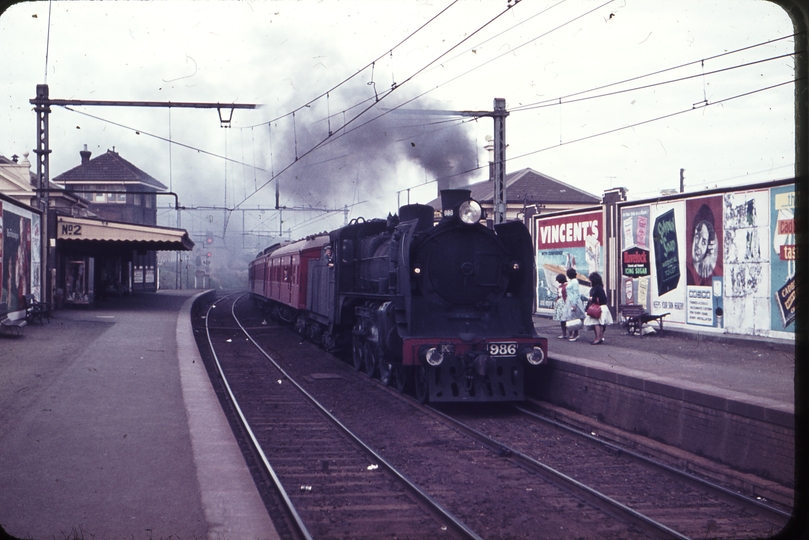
488, 342, 518, 357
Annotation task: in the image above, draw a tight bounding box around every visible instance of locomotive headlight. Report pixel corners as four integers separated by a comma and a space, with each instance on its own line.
458, 199, 483, 225
425, 347, 444, 366
523, 346, 546, 366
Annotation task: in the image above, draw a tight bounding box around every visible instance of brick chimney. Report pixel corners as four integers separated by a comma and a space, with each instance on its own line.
80, 144, 92, 164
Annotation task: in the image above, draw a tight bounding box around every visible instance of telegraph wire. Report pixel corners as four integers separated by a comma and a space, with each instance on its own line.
509, 51, 800, 113
57, 22, 796, 216
304, 0, 616, 155
422, 0, 569, 76
510, 32, 801, 112
505, 79, 799, 165
279, 31, 795, 191
60, 41, 795, 201
43, 0, 53, 83
396, 78, 800, 194
235, 1, 524, 209
238, 0, 463, 130
60, 105, 270, 172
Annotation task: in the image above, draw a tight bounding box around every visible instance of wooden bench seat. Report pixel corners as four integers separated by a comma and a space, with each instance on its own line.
0, 302, 27, 336
619, 304, 670, 336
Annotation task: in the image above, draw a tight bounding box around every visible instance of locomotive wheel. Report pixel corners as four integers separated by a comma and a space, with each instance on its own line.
308, 324, 322, 345
294, 315, 306, 335
352, 336, 364, 371
322, 331, 334, 351
379, 358, 393, 387
414, 364, 429, 403
393, 364, 410, 393
363, 342, 378, 378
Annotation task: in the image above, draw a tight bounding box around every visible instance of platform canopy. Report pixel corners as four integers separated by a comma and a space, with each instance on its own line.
56, 215, 194, 251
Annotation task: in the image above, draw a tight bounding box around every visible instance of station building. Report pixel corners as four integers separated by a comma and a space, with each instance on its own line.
0, 147, 193, 312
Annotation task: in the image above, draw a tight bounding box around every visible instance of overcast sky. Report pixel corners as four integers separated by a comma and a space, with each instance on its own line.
0, 0, 796, 248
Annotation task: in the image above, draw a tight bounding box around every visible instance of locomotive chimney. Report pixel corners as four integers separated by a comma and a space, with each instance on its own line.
440, 189, 472, 222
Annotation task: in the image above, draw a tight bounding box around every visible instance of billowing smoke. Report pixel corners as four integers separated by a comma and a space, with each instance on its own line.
255, 78, 480, 214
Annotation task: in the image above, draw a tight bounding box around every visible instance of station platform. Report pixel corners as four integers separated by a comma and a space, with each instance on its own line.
531, 314, 796, 501
0, 290, 278, 540
0, 290, 797, 537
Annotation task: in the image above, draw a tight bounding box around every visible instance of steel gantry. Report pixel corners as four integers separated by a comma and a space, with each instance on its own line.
28, 83, 259, 302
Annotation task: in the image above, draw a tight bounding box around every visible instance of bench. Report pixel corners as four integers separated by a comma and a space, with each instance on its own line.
0, 302, 27, 336
24, 293, 51, 325
619, 304, 670, 336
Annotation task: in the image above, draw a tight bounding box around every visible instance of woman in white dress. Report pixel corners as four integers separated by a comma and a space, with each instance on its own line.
564, 267, 584, 341
583, 271, 613, 344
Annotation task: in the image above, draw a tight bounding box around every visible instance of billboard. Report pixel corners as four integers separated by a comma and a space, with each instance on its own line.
770, 185, 795, 332
685, 196, 724, 328
1, 201, 34, 311
535, 210, 603, 312
617, 181, 793, 338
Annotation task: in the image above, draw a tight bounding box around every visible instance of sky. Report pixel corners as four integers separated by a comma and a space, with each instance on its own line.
0, 0, 796, 253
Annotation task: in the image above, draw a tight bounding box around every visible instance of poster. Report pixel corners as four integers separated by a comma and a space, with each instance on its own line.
685, 196, 723, 286
687, 285, 714, 326
619, 206, 651, 306
723, 190, 770, 333
770, 185, 795, 331
30, 214, 41, 300
652, 209, 680, 296
535, 211, 603, 311
685, 196, 723, 327
2, 210, 31, 311
622, 248, 650, 278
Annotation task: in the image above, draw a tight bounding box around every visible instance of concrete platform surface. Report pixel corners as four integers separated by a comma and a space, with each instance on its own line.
0, 290, 278, 540
534, 315, 794, 414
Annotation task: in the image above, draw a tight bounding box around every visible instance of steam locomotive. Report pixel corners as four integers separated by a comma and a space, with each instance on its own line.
248, 189, 547, 403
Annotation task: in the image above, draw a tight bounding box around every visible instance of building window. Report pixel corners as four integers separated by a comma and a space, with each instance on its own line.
104, 192, 126, 203
134, 193, 142, 206
145, 194, 153, 208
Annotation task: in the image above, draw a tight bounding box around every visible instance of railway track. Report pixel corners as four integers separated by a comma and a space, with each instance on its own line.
442, 404, 791, 539
198, 292, 790, 539
203, 293, 479, 540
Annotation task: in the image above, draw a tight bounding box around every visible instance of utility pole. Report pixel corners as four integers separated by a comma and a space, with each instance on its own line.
385, 97, 510, 224
491, 98, 508, 225
29, 83, 259, 302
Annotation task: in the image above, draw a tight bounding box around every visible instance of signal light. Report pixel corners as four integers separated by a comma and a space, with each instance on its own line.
207, 252, 212, 258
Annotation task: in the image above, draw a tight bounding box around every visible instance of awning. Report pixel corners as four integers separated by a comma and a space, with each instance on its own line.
57, 216, 194, 251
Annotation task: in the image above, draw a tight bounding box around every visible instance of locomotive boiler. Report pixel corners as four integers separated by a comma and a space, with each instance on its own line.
249, 189, 547, 403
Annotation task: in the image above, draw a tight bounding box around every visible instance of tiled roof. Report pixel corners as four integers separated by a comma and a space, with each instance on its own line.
53, 150, 167, 190
427, 168, 601, 207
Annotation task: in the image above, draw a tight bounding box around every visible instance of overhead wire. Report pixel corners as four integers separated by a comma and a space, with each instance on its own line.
260, 29, 798, 205
297, 0, 616, 155
508, 51, 799, 112
60, 34, 796, 210
235, 0, 526, 209
60, 105, 268, 172
509, 33, 801, 112
395, 77, 800, 195
56, 6, 797, 220
238, 0, 463, 130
